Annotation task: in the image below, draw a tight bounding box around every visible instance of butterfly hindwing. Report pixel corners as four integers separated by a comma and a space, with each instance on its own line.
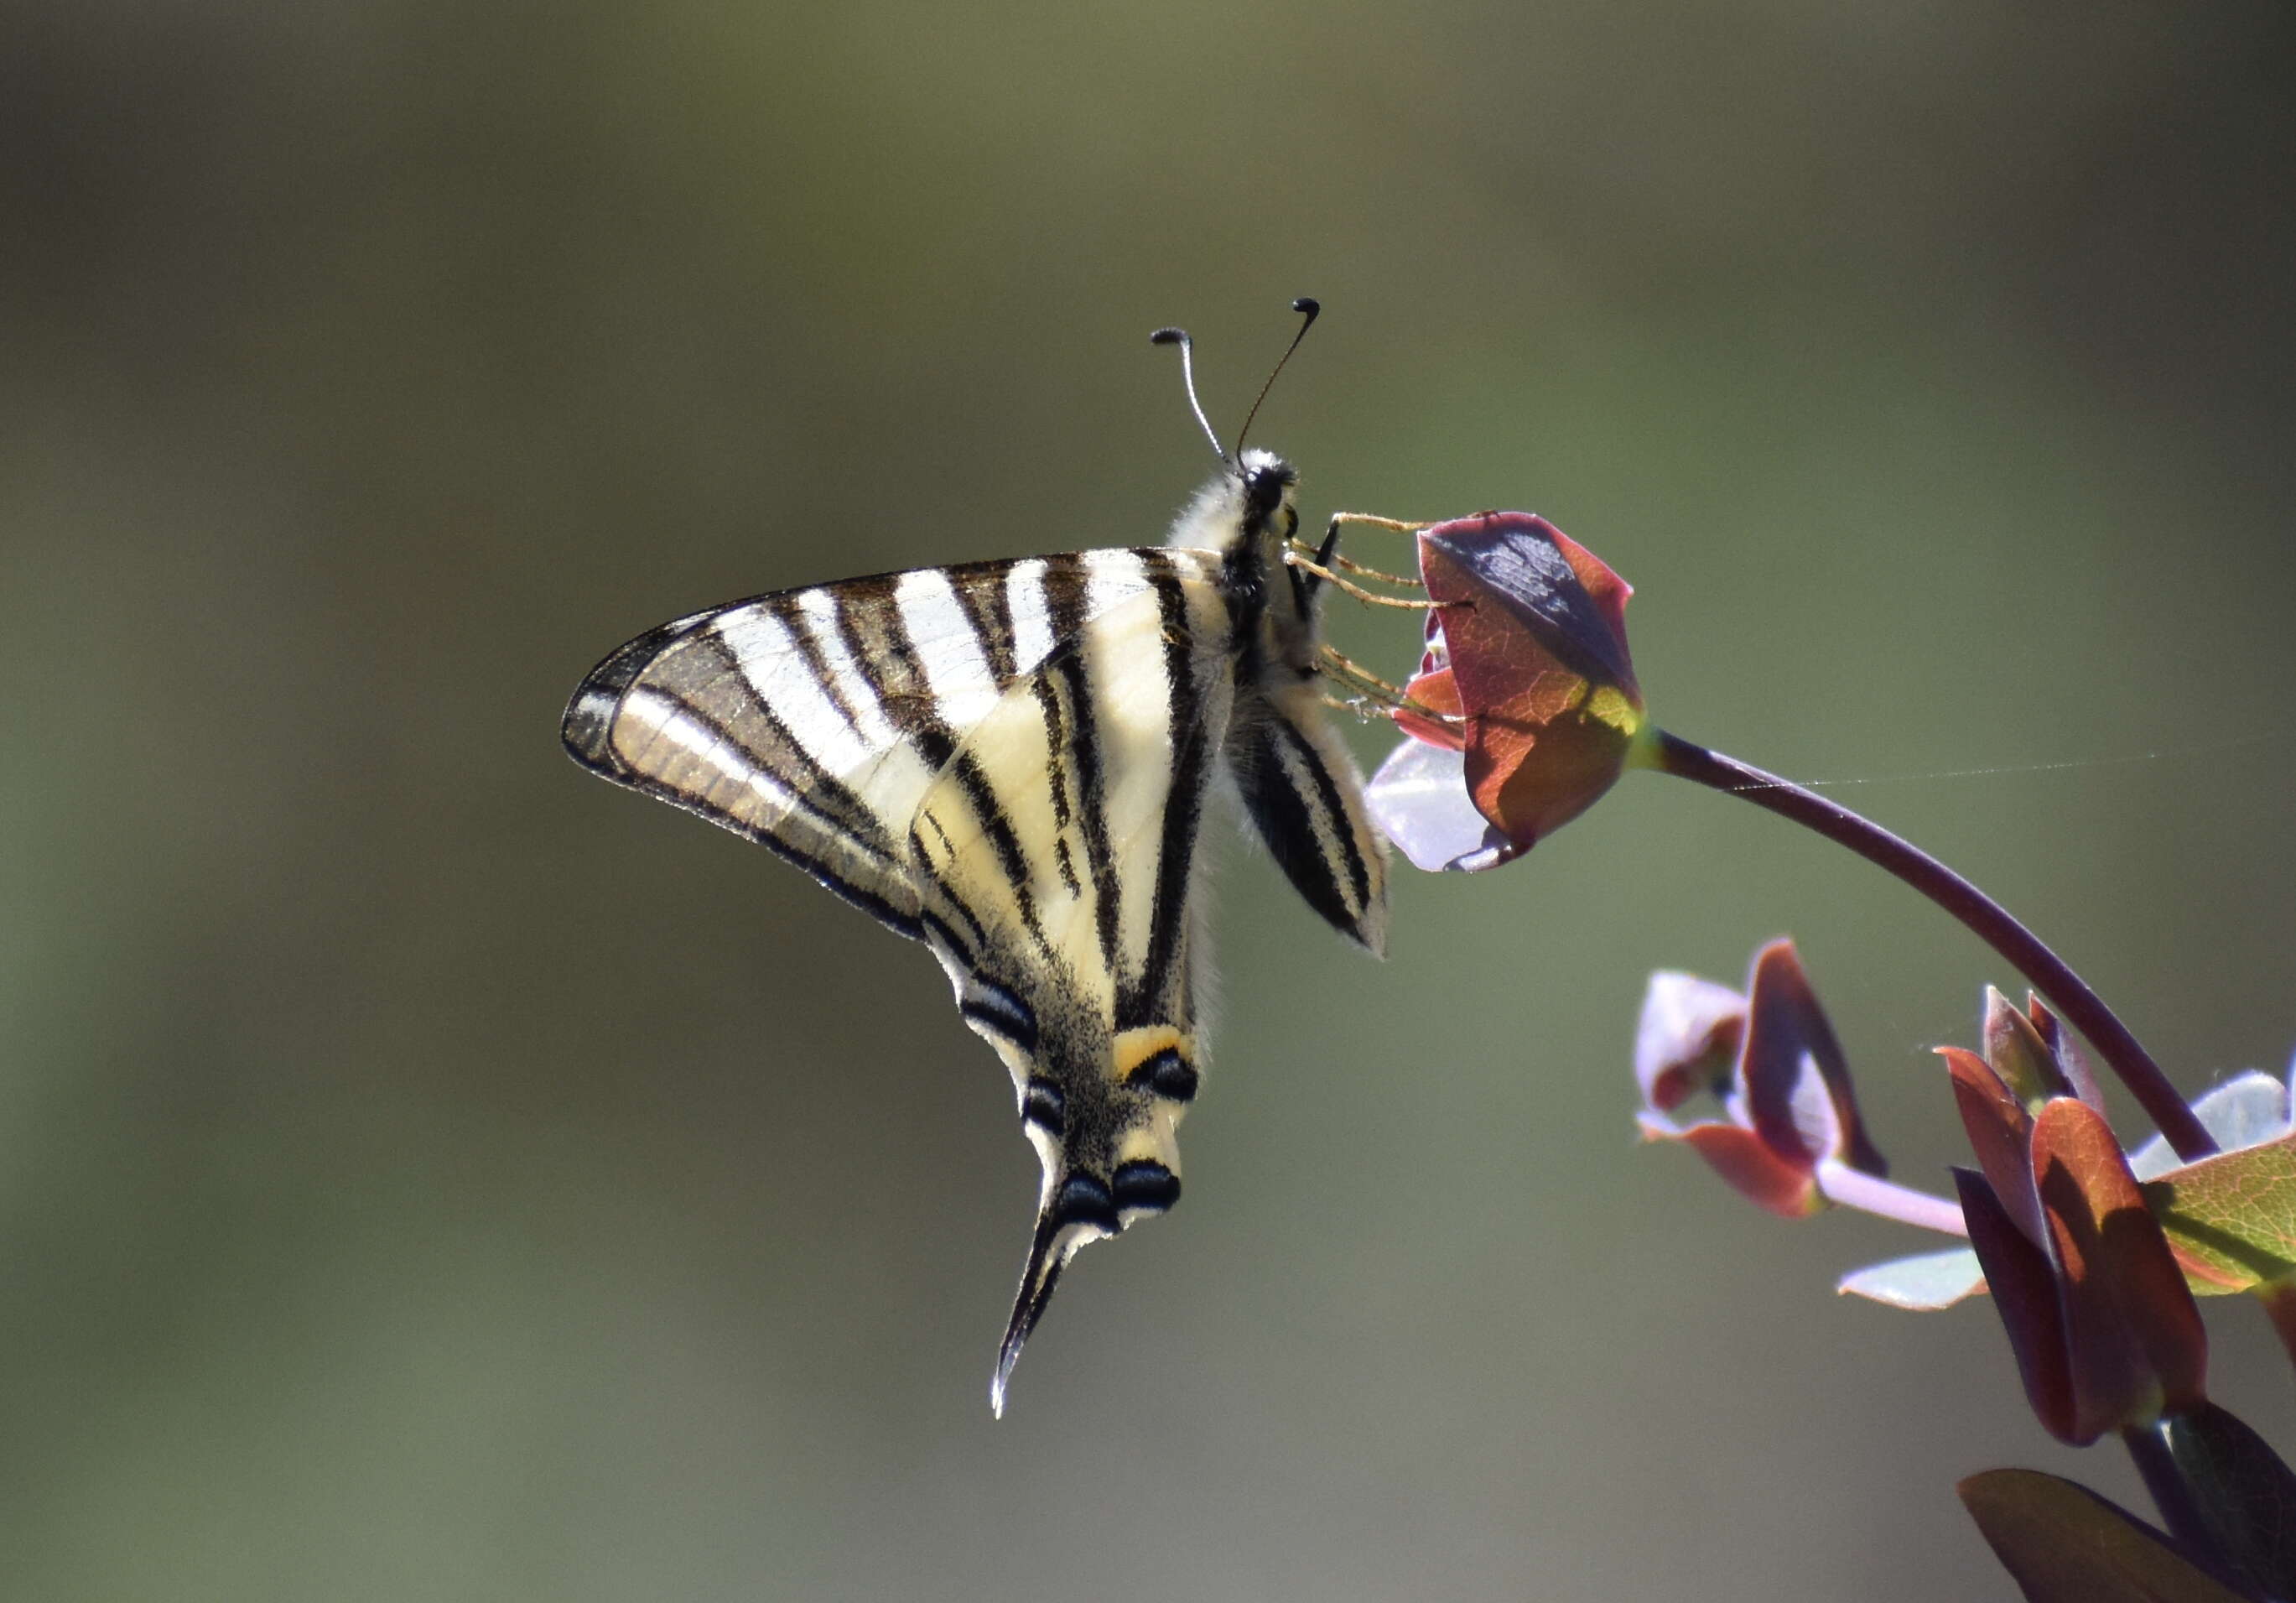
1229, 679, 1390, 955
901, 556, 1239, 1409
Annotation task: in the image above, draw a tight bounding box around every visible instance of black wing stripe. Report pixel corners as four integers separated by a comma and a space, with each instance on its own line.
774, 590, 876, 748
945, 748, 1046, 947
1122, 565, 1208, 1028
808, 578, 904, 748
1040, 554, 1093, 645
1053, 642, 1122, 984
820, 578, 964, 772
1230, 709, 1378, 939
1031, 674, 1085, 898
1036, 555, 1100, 908
869, 594, 961, 772
917, 908, 985, 970
1277, 716, 1375, 916
686, 632, 897, 851
958, 565, 1020, 684
912, 814, 994, 957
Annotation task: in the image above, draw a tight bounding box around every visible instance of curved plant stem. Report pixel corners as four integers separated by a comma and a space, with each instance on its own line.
1648, 729, 2215, 1163
1815, 1161, 1968, 1236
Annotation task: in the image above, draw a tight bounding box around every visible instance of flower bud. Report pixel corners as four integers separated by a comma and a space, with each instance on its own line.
1368, 513, 1645, 872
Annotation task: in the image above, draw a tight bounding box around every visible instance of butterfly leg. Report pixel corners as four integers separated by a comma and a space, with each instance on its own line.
1284, 546, 1442, 611
1316, 643, 1460, 726
1292, 513, 1444, 608
1318, 549, 1425, 588
1324, 512, 1433, 538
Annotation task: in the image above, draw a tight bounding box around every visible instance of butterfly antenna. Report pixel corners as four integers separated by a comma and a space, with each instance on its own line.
1234, 296, 1320, 458
1150, 325, 1231, 468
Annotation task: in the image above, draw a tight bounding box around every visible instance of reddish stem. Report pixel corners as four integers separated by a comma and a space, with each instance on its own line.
1649, 730, 2215, 1163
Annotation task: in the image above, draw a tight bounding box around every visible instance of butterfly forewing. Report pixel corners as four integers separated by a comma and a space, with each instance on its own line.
563, 554, 1179, 937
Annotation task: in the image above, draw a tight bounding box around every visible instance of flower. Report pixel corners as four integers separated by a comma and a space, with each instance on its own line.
1842, 1007, 2296, 1330
1365, 513, 1646, 872
1634, 939, 1890, 1219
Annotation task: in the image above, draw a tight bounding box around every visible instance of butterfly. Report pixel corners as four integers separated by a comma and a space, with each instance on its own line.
560, 301, 1389, 1413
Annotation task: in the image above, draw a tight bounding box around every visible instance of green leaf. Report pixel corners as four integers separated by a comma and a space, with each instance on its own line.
1959, 1469, 2253, 1602
2144, 1132, 2296, 1294
2130, 1073, 2293, 1182
1836, 1247, 1986, 1309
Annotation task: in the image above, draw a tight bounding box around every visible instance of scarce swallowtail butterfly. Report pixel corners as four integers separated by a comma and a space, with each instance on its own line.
561, 301, 1389, 1413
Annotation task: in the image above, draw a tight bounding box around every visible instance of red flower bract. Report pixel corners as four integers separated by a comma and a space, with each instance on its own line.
1366, 513, 1645, 872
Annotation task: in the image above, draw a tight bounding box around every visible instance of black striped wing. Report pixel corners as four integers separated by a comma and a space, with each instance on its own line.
562, 552, 1180, 935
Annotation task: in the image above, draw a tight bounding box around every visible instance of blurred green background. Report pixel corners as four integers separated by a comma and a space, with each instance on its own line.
7, 3, 2295, 1598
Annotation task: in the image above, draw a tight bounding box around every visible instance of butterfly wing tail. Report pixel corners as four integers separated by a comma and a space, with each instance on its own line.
992, 1171, 1119, 1417
992, 1209, 1080, 1418
990, 1142, 1191, 1414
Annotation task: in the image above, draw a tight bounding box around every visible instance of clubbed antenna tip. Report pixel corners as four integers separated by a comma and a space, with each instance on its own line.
1151, 325, 1228, 467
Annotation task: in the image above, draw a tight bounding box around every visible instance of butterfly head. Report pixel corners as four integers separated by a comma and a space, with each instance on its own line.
1168, 446, 1301, 555
1240, 447, 1298, 525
